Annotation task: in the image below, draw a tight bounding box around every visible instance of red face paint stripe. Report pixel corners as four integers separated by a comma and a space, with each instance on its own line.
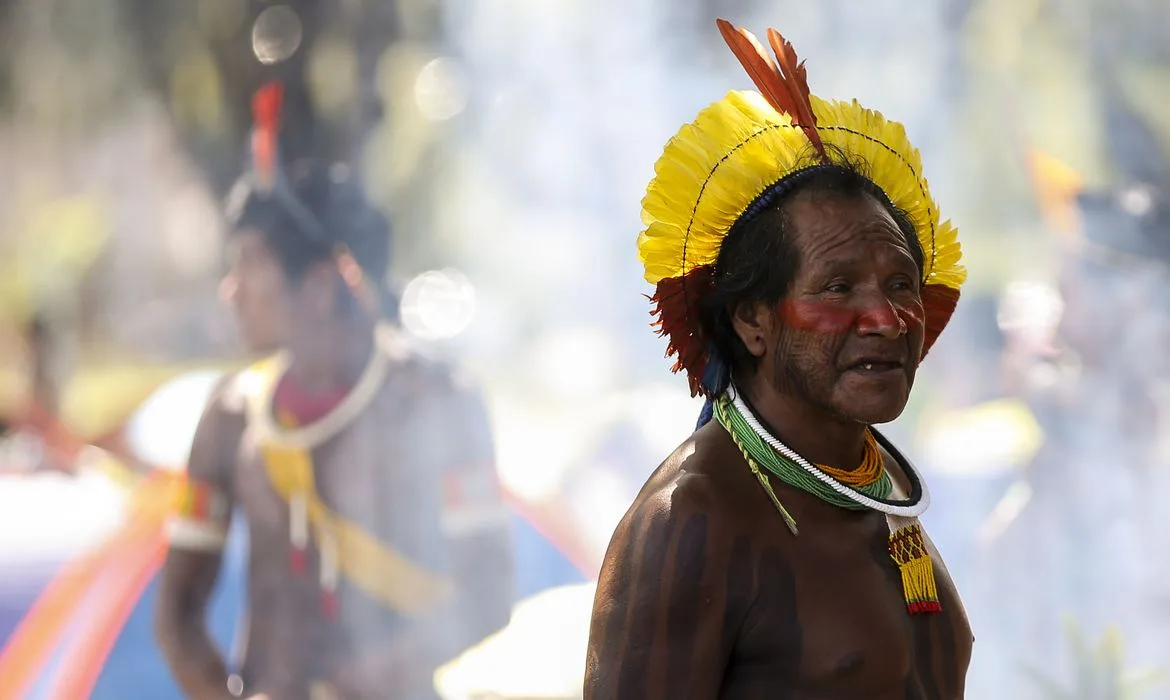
776, 300, 857, 335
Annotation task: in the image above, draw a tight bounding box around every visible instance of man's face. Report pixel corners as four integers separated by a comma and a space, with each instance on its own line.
221, 229, 295, 355
739, 190, 925, 425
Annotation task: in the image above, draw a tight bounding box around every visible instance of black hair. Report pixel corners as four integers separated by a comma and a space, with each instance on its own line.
228, 161, 392, 287
698, 158, 925, 396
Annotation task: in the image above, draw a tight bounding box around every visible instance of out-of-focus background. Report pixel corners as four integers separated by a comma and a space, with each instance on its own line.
1, 0, 1169, 698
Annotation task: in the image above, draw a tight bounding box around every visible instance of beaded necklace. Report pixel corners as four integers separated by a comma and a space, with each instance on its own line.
715, 396, 895, 512
723, 391, 929, 517
715, 390, 941, 614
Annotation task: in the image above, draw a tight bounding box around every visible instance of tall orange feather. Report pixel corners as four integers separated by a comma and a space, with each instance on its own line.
716, 19, 826, 160
765, 28, 823, 155
716, 20, 789, 121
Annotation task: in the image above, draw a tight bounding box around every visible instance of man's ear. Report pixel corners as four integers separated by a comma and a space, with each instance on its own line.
731, 300, 776, 359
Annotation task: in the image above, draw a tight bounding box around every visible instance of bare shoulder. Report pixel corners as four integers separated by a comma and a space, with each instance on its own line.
589, 420, 760, 685
603, 420, 754, 573
186, 370, 249, 483
631, 419, 752, 522
195, 369, 253, 443
372, 336, 492, 468
208, 369, 251, 419
380, 332, 481, 401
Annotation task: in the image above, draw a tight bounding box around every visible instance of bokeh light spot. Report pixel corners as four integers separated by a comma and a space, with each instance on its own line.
252, 5, 303, 65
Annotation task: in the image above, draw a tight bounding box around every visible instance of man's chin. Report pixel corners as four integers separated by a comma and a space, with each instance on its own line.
831, 388, 911, 425
849, 405, 907, 426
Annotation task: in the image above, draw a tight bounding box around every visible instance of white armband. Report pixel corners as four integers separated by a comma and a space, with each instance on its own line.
166, 477, 231, 551
166, 516, 228, 552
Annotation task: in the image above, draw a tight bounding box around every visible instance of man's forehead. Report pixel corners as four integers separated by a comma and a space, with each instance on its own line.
786, 191, 909, 256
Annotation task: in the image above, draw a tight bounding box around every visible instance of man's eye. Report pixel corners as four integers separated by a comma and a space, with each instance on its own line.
825, 282, 850, 294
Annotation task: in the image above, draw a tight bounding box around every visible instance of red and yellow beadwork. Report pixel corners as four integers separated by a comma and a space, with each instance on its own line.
888, 523, 942, 615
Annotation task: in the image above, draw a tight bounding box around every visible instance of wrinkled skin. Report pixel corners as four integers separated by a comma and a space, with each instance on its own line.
585, 190, 972, 699
735, 192, 926, 466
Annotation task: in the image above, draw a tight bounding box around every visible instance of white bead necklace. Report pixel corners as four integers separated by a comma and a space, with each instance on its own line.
729, 389, 930, 518
246, 322, 404, 450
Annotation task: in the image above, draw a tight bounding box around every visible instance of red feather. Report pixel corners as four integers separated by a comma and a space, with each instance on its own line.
765, 28, 824, 156
716, 19, 826, 160
251, 81, 284, 189
921, 284, 960, 359
716, 20, 790, 123
649, 266, 716, 397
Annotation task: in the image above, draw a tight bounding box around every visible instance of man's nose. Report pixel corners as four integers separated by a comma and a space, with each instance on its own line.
855, 293, 905, 338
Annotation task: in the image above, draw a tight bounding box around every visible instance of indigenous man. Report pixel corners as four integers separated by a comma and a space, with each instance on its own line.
155, 83, 514, 700
585, 20, 972, 699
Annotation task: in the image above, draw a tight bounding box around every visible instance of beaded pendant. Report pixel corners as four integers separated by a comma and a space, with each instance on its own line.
888, 523, 942, 614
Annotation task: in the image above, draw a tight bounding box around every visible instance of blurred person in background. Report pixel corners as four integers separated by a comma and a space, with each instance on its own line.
154, 84, 513, 700
981, 177, 1170, 693
0, 312, 137, 475
586, 20, 971, 698
6, 314, 66, 472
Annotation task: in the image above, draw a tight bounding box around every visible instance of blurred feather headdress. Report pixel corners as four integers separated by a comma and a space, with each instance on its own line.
225, 81, 327, 244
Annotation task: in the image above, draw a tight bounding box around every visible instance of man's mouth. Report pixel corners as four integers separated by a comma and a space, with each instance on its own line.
848, 359, 904, 373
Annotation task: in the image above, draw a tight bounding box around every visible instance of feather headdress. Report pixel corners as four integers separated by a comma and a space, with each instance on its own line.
639, 19, 966, 397
227, 80, 326, 243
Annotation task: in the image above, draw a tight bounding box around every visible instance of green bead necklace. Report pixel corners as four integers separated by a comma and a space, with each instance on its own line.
714, 395, 895, 533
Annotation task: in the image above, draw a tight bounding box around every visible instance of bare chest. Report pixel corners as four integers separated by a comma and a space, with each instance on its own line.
231, 401, 444, 554
729, 514, 972, 700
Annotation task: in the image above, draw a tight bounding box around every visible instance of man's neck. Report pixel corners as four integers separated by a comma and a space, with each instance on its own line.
738, 373, 867, 470
286, 318, 378, 392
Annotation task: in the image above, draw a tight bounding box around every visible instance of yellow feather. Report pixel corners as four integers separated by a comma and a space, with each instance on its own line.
637, 91, 966, 294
